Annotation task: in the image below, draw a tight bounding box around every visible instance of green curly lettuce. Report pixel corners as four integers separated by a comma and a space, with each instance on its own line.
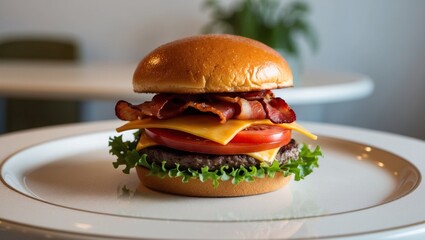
108, 131, 322, 188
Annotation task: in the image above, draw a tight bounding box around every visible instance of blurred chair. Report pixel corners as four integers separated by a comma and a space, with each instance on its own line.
0, 37, 81, 132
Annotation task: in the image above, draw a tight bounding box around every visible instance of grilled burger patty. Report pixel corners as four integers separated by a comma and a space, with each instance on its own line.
139, 139, 299, 171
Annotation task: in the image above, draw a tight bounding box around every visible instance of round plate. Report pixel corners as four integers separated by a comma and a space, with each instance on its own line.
1, 121, 425, 239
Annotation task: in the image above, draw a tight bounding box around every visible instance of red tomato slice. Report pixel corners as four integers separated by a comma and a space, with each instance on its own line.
144, 125, 291, 155
230, 125, 291, 144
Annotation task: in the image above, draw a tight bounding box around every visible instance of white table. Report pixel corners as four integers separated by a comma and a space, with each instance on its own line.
0, 61, 373, 105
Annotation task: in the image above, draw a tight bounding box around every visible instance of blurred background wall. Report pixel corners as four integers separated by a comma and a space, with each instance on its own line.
0, 0, 424, 140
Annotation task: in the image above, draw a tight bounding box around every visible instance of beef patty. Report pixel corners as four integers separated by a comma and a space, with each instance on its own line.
139, 139, 299, 171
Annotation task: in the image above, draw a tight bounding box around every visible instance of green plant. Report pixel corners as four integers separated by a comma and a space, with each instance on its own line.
203, 0, 318, 57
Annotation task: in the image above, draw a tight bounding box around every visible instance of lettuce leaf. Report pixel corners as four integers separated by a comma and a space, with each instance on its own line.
108, 132, 322, 188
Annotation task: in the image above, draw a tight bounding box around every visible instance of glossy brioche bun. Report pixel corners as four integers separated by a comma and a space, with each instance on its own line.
136, 166, 291, 197
133, 34, 293, 94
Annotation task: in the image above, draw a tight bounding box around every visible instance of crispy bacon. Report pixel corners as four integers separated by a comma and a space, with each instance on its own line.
236, 99, 267, 120
139, 94, 191, 119
115, 100, 141, 121
262, 98, 296, 123
115, 90, 296, 123
214, 95, 267, 120
183, 101, 236, 123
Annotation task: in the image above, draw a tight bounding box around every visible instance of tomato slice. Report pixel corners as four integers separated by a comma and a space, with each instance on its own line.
231, 125, 291, 144
144, 126, 291, 155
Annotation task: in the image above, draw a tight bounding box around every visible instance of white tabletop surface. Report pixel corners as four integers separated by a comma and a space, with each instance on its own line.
0, 61, 374, 105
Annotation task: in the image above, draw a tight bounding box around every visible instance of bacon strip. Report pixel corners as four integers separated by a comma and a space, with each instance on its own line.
115, 91, 296, 123
214, 96, 267, 120
236, 99, 267, 120
139, 94, 191, 119
115, 100, 141, 121
262, 98, 296, 123
183, 101, 236, 123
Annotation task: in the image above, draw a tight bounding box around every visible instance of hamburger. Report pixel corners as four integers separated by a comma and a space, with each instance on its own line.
109, 34, 322, 197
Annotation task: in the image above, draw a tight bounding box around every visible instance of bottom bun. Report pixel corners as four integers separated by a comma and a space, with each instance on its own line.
136, 166, 291, 197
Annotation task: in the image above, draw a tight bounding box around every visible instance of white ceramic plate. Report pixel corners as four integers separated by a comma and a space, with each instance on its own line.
1, 121, 425, 239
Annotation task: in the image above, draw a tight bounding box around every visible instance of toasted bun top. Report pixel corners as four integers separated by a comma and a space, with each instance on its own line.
133, 34, 293, 94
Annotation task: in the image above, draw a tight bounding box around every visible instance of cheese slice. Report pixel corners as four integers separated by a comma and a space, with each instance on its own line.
117, 115, 317, 145
137, 130, 159, 150
246, 148, 281, 164
136, 130, 280, 163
